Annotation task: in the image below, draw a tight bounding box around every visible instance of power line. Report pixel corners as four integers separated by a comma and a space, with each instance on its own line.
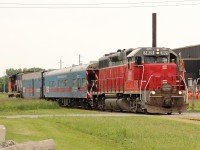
0, 4, 199, 9
0, 0, 200, 8
0, 0, 200, 6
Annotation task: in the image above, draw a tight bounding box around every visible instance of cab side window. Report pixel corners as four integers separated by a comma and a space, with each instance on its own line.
135, 56, 142, 65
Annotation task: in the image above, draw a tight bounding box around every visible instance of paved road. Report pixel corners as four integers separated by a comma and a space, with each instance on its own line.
1, 112, 200, 119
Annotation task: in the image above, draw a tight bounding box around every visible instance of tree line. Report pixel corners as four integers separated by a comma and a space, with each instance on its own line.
0, 67, 45, 92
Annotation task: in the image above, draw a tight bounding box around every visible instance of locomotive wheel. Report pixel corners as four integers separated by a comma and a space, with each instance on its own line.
131, 99, 137, 113
98, 97, 105, 111
143, 109, 148, 114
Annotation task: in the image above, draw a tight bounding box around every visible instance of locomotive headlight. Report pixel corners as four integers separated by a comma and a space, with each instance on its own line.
156, 49, 160, 55
151, 91, 156, 95
178, 91, 182, 95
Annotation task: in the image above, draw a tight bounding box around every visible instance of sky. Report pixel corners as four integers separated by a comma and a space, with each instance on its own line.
0, 0, 200, 76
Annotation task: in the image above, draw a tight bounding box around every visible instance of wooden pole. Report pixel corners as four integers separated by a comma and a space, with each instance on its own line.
192, 79, 197, 110
152, 13, 157, 47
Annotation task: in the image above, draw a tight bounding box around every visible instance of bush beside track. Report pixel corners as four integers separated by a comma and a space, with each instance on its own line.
0, 93, 59, 111
0, 93, 104, 115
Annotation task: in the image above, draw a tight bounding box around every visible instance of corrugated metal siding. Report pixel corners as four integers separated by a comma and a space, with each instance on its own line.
173, 45, 200, 78
173, 44, 200, 58
184, 60, 200, 73
173, 45, 200, 85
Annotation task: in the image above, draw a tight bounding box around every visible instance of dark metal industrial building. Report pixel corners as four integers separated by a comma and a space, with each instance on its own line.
173, 44, 200, 86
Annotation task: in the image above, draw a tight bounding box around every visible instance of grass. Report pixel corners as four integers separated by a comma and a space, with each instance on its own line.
0, 95, 60, 115
1, 93, 200, 149
187, 99, 200, 112
1, 116, 200, 150
0, 98, 59, 110
0, 93, 103, 115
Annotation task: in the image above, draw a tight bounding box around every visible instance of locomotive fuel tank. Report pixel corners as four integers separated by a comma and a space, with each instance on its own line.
105, 98, 130, 111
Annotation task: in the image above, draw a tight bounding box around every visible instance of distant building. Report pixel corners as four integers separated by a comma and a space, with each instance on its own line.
173, 44, 200, 87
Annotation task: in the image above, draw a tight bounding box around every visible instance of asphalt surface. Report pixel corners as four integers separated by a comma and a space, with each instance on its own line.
1, 112, 200, 119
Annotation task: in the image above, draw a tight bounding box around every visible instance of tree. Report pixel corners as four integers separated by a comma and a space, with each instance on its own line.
22, 67, 44, 73
0, 77, 4, 92
6, 68, 22, 77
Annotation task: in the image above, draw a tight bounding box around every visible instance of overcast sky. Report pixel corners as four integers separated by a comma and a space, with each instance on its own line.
0, 0, 200, 76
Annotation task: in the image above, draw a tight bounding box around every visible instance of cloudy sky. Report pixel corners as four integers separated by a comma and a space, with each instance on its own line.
0, 0, 200, 76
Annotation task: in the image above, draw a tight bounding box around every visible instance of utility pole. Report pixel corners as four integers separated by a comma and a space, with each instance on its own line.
152, 13, 157, 47
79, 54, 81, 65
58, 58, 63, 69
192, 79, 197, 110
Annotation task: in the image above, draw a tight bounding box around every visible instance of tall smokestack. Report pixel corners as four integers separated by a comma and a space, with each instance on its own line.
152, 13, 157, 47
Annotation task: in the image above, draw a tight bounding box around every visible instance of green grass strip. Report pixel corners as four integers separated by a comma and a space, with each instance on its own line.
1, 116, 200, 150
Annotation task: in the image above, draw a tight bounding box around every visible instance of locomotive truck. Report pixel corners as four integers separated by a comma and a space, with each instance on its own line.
8, 47, 188, 114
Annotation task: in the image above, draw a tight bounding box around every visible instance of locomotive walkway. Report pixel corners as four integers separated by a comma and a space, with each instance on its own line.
1, 112, 200, 119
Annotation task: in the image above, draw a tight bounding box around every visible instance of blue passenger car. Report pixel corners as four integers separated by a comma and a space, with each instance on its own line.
43, 64, 92, 107
22, 72, 43, 98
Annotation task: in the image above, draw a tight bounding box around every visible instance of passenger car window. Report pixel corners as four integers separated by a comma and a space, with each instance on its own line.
73, 79, 76, 87
65, 80, 68, 87
82, 78, 86, 86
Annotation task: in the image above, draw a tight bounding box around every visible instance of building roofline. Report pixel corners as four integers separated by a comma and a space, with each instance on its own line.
173, 44, 200, 50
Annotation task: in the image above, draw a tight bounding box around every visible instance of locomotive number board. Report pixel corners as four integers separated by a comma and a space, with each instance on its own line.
160, 51, 169, 55
143, 51, 155, 55
143, 50, 169, 55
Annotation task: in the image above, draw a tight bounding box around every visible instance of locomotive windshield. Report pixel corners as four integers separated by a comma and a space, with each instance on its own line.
144, 56, 168, 63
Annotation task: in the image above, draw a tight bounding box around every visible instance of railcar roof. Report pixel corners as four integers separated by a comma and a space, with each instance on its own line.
127, 48, 141, 58
44, 64, 90, 77
22, 71, 43, 80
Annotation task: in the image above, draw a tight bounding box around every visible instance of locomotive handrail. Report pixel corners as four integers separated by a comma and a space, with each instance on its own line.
138, 65, 144, 101
178, 75, 188, 103
90, 80, 97, 93
144, 75, 157, 102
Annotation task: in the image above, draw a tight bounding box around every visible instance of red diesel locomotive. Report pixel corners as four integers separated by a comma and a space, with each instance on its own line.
90, 47, 188, 114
